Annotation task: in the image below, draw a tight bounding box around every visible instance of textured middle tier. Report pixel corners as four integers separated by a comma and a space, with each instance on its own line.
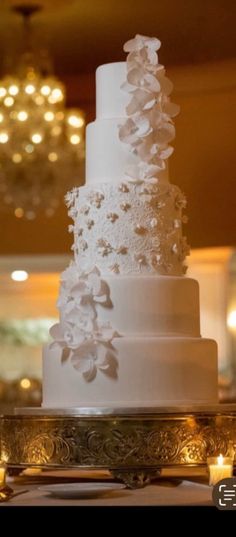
69, 182, 188, 276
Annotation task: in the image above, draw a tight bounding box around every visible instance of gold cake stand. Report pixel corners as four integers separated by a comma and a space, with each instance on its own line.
1, 405, 236, 488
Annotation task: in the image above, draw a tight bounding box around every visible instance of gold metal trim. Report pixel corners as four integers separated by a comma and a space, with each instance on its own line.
1, 407, 236, 487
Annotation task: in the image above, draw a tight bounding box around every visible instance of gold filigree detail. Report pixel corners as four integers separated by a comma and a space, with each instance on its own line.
1, 413, 236, 473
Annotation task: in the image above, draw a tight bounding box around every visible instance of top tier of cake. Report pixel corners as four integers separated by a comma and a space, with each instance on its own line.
86, 62, 168, 185
96, 62, 130, 118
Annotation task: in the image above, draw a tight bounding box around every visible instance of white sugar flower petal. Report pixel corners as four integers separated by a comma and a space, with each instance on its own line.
71, 343, 98, 381
140, 162, 162, 178
71, 355, 91, 373
124, 34, 161, 53
133, 114, 152, 137
127, 68, 161, 93
87, 272, 102, 295
127, 67, 146, 87
96, 325, 118, 343
83, 363, 97, 382
49, 322, 65, 341
71, 340, 96, 361
155, 123, 175, 144
72, 355, 97, 382
95, 344, 109, 365
145, 47, 158, 65
136, 142, 156, 162
126, 89, 155, 115
143, 73, 161, 92
94, 282, 111, 305
119, 119, 140, 144
125, 51, 145, 71
159, 145, 174, 159
71, 280, 88, 296
156, 157, 167, 170
125, 164, 141, 179
127, 51, 158, 74
78, 301, 96, 317
120, 80, 136, 93
124, 35, 145, 52
142, 35, 161, 51
64, 328, 81, 348
49, 340, 63, 351
143, 97, 156, 110
162, 100, 180, 117
159, 75, 173, 96
146, 176, 159, 184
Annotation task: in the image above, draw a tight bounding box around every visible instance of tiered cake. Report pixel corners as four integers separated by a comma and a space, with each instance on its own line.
43, 35, 218, 408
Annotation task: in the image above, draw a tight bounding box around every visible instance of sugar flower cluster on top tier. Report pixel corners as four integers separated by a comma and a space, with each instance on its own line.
119, 34, 180, 184
49, 263, 118, 382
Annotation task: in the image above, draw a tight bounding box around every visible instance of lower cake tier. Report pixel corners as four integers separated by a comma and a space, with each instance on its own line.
42, 337, 218, 408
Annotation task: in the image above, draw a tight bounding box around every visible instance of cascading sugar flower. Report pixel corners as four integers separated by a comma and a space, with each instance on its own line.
50, 263, 118, 382
119, 34, 180, 185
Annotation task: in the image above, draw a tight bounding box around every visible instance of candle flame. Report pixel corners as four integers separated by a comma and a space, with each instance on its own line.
217, 454, 224, 466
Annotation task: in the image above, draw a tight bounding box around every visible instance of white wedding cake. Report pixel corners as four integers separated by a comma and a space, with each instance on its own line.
43, 35, 218, 408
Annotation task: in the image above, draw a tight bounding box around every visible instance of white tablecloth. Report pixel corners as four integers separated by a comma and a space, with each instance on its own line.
0, 472, 213, 506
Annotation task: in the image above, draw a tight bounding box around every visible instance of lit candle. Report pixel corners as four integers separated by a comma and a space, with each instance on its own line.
208, 454, 233, 486
0, 461, 6, 487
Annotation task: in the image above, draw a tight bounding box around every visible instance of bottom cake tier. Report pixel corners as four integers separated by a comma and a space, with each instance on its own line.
42, 337, 218, 407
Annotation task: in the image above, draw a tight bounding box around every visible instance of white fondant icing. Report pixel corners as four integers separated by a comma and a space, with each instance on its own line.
86, 118, 168, 185
95, 275, 200, 337
42, 337, 218, 407
96, 62, 129, 119
86, 84, 168, 185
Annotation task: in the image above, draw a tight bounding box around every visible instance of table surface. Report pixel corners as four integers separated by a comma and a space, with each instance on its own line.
0, 469, 214, 507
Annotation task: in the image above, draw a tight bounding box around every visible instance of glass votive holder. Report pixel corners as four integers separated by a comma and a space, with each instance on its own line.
207, 455, 234, 486
0, 461, 6, 488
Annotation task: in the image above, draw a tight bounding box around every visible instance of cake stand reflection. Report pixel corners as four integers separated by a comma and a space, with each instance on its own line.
1, 405, 236, 488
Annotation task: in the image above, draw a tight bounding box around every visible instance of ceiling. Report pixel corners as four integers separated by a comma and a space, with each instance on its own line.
0, 0, 235, 76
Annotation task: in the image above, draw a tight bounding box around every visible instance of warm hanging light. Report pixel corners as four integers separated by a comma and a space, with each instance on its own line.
0, 4, 85, 220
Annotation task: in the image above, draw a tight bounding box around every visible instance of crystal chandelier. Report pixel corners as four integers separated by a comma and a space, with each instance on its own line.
0, 4, 85, 220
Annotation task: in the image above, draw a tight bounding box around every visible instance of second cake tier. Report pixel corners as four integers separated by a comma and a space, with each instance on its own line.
94, 275, 200, 337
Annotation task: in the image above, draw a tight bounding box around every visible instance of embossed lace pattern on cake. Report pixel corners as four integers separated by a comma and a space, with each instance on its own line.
66, 182, 189, 276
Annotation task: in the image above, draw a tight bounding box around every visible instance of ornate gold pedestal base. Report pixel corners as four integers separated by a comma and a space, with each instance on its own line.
1, 405, 236, 488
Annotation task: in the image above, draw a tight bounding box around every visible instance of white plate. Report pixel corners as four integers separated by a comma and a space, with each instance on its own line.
39, 482, 126, 499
